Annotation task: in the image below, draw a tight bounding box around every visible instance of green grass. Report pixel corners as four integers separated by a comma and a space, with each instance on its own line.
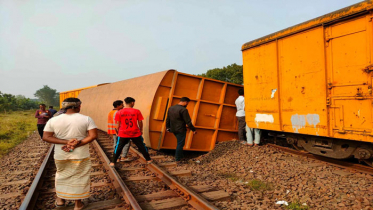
0, 110, 36, 157
217, 172, 241, 182
286, 200, 309, 210
245, 179, 273, 191
217, 172, 273, 192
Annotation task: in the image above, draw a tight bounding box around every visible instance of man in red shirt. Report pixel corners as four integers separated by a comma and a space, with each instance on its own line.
110, 97, 152, 166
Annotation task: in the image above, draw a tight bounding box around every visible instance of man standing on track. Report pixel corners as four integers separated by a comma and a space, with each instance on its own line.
166, 97, 196, 162
108, 100, 130, 162
110, 97, 152, 167
42, 98, 98, 210
35, 104, 52, 139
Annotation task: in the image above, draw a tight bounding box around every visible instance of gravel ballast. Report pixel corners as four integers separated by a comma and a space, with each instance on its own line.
174, 141, 373, 209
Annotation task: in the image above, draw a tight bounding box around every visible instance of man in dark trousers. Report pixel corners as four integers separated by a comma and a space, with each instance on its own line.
166, 97, 196, 162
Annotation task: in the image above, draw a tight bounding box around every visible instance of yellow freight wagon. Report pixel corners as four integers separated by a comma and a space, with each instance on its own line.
59, 83, 109, 107
242, 0, 373, 164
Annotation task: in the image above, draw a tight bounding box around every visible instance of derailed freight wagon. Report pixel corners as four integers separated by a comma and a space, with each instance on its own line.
65, 70, 242, 152
242, 0, 373, 163
60, 83, 109, 107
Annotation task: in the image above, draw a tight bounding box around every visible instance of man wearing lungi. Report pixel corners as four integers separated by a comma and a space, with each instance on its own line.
110, 97, 152, 167
43, 98, 98, 210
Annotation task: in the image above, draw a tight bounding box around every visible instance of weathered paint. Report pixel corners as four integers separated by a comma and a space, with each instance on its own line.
290, 114, 320, 133
290, 114, 306, 133
306, 114, 320, 128
271, 89, 277, 98
255, 114, 274, 127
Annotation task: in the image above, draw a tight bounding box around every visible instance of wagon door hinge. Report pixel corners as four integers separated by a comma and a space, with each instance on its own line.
326, 97, 331, 106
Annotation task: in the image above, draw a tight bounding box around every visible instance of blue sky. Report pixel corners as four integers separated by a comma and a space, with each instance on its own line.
0, 0, 361, 98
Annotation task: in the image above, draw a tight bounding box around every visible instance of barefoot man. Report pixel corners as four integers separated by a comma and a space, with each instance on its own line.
43, 98, 97, 210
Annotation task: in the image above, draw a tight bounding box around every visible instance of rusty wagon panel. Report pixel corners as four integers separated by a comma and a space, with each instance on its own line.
242, 0, 373, 143
73, 70, 241, 152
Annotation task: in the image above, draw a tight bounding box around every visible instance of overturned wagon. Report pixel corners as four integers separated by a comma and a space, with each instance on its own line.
72, 70, 241, 151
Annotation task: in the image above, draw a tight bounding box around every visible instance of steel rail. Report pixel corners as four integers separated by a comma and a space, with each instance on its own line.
19, 144, 54, 210
91, 140, 142, 210
129, 147, 219, 210
267, 143, 373, 175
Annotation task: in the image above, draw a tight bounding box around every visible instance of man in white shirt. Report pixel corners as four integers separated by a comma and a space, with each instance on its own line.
235, 89, 261, 146
43, 98, 97, 210
235, 89, 246, 142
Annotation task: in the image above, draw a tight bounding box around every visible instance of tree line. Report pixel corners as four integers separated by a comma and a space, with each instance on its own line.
0, 85, 59, 112
198, 63, 243, 85
0, 92, 39, 112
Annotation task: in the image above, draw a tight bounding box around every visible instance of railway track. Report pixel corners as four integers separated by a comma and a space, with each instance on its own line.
16, 131, 220, 209
96, 130, 222, 210
267, 143, 373, 175
19, 141, 129, 210
0, 134, 50, 210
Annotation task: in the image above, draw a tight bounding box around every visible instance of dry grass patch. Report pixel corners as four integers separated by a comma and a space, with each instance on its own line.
245, 179, 273, 191
217, 172, 240, 182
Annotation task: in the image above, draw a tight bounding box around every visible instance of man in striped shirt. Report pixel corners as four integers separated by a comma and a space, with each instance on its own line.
108, 100, 129, 161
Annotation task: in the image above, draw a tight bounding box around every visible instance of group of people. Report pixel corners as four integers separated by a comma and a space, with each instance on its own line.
35, 96, 195, 209
107, 97, 152, 167
108, 96, 195, 164
33, 89, 254, 209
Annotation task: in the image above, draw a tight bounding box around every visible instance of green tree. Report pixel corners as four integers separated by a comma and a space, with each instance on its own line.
34, 85, 59, 106
0, 92, 38, 112
0, 92, 15, 112
15, 95, 39, 110
198, 63, 243, 85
